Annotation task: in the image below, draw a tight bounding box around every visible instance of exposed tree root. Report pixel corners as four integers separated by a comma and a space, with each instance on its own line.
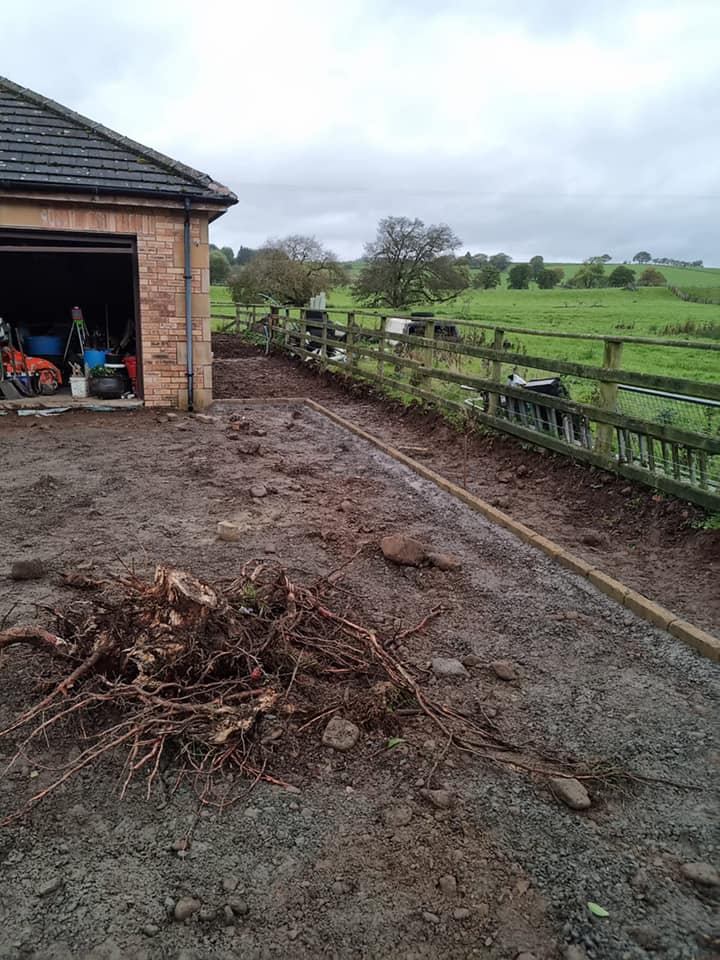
0, 561, 645, 825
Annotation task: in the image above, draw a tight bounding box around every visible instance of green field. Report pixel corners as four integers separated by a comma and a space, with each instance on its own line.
212, 265, 720, 385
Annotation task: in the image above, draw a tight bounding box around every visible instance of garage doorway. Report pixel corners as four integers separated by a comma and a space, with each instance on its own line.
0, 228, 141, 402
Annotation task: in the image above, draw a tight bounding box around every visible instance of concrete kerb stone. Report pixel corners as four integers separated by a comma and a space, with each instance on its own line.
213, 397, 719, 663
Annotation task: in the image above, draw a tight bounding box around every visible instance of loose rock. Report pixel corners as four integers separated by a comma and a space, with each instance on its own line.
564, 947, 589, 960
438, 875, 457, 896
217, 521, 241, 542
491, 660, 518, 681
550, 777, 591, 810
462, 654, 483, 668
680, 862, 720, 886
422, 911, 440, 924
453, 908, 471, 920
380, 534, 426, 567
174, 897, 201, 922
142, 925, 160, 937
382, 803, 413, 828
421, 788, 455, 810
431, 657, 468, 678
250, 483, 268, 499
322, 716, 360, 752
228, 898, 249, 916
222, 876, 240, 893
37, 877, 63, 897
427, 552, 462, 572
11, 559, 45, 581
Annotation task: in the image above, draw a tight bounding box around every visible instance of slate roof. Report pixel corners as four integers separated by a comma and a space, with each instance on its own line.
0, 76, 237, 206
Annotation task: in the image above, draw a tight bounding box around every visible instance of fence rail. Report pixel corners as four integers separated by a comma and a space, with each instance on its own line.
217, 304, 720, 511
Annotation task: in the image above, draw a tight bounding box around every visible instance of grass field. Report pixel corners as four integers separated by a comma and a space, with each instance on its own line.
211, 264, 720, 385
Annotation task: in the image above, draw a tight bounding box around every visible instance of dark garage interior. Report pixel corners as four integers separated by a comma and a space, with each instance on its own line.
0, 229, 140, 401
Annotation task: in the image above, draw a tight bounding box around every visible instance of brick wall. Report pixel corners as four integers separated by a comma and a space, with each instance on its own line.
0, 192, 220, 409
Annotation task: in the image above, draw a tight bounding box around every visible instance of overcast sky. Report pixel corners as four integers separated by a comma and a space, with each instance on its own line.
2, 0, 718, 263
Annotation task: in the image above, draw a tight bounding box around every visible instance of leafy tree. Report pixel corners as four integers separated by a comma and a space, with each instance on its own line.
352, 216, 468, 309
472, 253, 489, 265
632, 251, 652, 264
586, 254, 612, 264
220, 246, 236, 266
569, 261, 606, 288
536, 266, 562, 289
489, 252, 512, 273
529, 255, 545, 280
209, 248, 231, 285
507, 264, 531, 289
474, 263, 501, 289
236, 246, 257, 266
608, 265, 636, 287
228, 235, 346, 306
639, 267, 667, 286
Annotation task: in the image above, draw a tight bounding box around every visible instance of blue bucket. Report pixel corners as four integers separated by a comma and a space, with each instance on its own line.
84, 349, 107, 371
25, 335, 64, 355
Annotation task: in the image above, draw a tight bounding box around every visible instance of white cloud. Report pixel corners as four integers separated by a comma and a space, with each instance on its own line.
1, 0, 718, 260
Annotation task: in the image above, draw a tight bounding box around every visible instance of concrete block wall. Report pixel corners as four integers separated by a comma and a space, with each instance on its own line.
0, 193, 216, 409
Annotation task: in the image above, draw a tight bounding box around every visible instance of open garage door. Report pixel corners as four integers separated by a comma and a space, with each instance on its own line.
0, 228, 141, 401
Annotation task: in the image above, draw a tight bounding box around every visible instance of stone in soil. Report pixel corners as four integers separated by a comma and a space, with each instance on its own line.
37, 877, 63, 896
462, 654, 483, 667
421, 788, 455, 809
382, 803, 413, 828
453, 908, 471, 920
222, 876, 240, 892
380, 534, 426, 566
431, 657, 468, 678
564, 947, 589, 960
422, 911, 440, 924
438, 875, 457, 896
322, 716, 360, 752
680, 862, 720, 886
174, 897, 201, 922
491, 659, 518, 681
550, 777, 591, 810
142, 925, 160, 937
427, 552, 462, 571
228, 898, 249, 916
217, 520, 242, 542
250, 483, 268, 498
11, 559, 45, 580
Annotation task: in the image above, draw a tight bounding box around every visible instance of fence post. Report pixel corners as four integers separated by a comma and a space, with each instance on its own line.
419, 317, 435, 393
320, 311, 328, 368
487, 327, 504, 417
299, 308, 307, 357
596, 338, 623, 458
269, 305, 279, 348
234, 303, 242, 334
346, 312, 356, 370
376, 315, 387, 383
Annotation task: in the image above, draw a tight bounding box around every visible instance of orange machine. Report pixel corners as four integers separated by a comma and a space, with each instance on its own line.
0, 319, 62, 394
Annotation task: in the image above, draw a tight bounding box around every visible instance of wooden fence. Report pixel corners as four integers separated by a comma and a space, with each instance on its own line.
214, 303, 720, 511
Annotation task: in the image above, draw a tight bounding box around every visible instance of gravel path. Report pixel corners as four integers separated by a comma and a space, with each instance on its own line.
0, 403, 717, 960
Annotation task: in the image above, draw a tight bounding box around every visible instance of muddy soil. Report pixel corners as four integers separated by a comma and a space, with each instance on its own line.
212, 337, 720, 634
0, 403, 718, 960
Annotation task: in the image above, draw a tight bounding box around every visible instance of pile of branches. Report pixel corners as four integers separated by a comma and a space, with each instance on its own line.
0, 563, 598, 824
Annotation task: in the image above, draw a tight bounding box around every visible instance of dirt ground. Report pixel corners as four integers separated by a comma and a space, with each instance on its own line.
212, 337, 720, 635
0, 395, 718, 960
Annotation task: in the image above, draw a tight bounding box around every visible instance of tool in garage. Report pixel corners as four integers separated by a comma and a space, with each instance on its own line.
63, 305, 89, 362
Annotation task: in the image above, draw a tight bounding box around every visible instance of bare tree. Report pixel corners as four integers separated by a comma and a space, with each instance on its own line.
353, 216, 468, 309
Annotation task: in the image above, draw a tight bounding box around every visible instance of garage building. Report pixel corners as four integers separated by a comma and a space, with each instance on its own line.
0, 76, 237, 409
